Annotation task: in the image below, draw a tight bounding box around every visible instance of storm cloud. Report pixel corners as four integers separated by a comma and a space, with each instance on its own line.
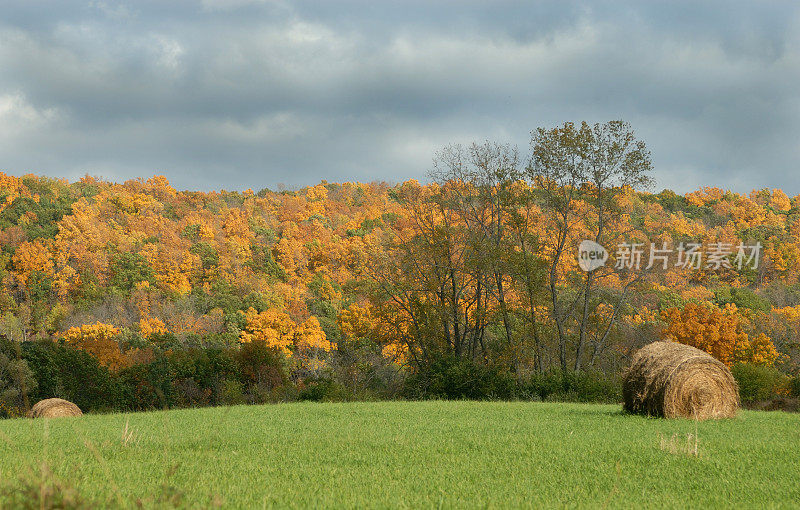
1, 1, 798, 193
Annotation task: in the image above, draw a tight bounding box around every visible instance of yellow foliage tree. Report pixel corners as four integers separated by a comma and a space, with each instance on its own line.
294, 316, 332, 351
62, 323, 128, 371
240, 308, 330, 355
139, 317, 167, 339
12, 240, 54, 286
770, 189, 792, 212
338, 303, 376, 340
240, 308, 296, 354
0, 172, 37, 214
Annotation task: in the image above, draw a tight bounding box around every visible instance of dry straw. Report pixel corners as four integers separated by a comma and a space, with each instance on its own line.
623, 341, 739, 419
27, 398, 83, 419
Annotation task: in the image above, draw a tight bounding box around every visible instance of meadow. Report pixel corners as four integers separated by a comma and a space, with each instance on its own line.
0, 401, 798, 509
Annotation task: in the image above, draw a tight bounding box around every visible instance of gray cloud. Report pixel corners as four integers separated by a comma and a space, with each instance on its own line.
0, 0, 799, 193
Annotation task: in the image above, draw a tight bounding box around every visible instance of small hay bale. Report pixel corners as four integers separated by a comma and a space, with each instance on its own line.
27, 398, 83, 419
623, 341, 739, 419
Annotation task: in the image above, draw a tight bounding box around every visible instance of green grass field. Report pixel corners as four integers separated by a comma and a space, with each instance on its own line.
0, 401, 798, 509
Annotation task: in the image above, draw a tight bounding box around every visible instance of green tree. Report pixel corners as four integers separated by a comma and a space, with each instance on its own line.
109, 253, 156, 292
0, 335, 37, 415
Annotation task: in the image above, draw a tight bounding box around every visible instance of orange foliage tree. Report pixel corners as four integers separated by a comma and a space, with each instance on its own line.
2, 162, 800, 379
661, 302, 779, 367
62, 322, 128, 371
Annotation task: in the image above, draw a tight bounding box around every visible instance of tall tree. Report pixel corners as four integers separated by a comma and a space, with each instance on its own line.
430, 143, 522, 366
528, 121, 652, 372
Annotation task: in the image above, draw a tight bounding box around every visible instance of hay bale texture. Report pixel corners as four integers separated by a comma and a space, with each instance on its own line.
27, 398, 83, 419
623, 341, 739, 419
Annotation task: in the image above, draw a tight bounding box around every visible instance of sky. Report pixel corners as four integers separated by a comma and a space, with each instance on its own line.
1, 0, 799, 194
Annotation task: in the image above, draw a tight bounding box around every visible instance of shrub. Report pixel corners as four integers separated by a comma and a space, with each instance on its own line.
403, 356, 517, 400
0, 336, 37, 417
167, 348, 237, 406
330, 337, 403, 399
790, 376, 800, 398
219, 379, 246, 405
117, 356, 175, 410
732, 363, 790, 402
521, 371, 561, 401
247, 382, 299, 404
521, 370, 622, 403
298, 378, 350, 402
172, 378, 210, 408
236, 340, 287, 386
21, 339, 123, 413
0, 335, 37, 417
561, 371, 622, 403
234, 339, 290, 403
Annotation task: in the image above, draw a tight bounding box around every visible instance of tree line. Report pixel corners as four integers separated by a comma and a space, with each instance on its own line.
1, 120, 799, 414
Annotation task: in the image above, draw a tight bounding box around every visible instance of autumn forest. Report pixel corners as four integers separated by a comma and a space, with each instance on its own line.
2, 121, 799, 415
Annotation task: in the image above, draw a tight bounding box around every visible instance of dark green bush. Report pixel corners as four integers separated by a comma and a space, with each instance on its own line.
15, 337, 297, 414
0, 336, 37, 417
117, 355, 175, 410
732, 363, 790, 402
298, 378, 351, 402
166, 348, 237, 406
790, 375, 800, 398
235, 340, 290, 403
403, 356, 517, 400
117, 348, 243, 410
235, 340, 287, 387
521, 370, 564, 401
522, 370, 621, 403
219, 379, 246, 405
168, 348, 235, 388
172, 377, 211, 408
9, 333, 628, 415
557, 371, 622, 403
21, 339, 123, 412
331, 337, 403, 398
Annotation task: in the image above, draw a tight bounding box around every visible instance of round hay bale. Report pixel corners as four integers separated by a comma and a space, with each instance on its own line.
623, 341, 739, 419
27, 398, 83, 419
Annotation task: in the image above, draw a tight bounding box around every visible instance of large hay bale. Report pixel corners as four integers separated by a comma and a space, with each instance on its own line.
623, 341, 739, 419
27, 398, 83, 419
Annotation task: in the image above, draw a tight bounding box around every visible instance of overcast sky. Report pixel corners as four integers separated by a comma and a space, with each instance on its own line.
1, 1, 799, 193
